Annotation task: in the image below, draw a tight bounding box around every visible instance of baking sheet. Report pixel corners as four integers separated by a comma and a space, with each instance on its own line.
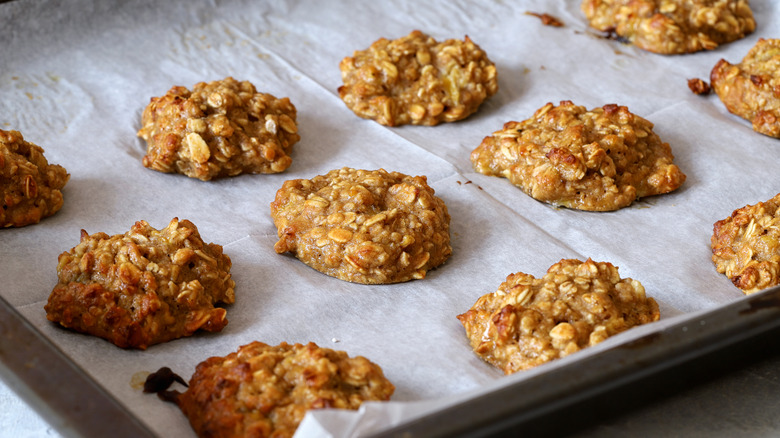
1, 0, 779, 436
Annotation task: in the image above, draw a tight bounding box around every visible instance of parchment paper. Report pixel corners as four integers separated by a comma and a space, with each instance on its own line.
1, 0, 779, 436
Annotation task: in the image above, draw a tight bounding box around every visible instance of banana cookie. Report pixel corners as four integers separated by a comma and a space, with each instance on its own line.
45, 218, 235, 349
271, 167, 451, 284
338, 30, 497, 126
175, 341, 394, 438
711, 38, 780, 138
470, 101, 686, 211
457, 258, 660, 374
138, 77, 299, 181
582, 0, 755, 54
711, 192, 780, 294
1, 129, 69, 227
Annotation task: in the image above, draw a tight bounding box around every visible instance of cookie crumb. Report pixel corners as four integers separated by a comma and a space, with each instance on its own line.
688, 78, 711, 95
525, 11, 564, 27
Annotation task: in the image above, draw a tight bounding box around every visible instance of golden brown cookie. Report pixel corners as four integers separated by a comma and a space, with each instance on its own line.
581, 0, 755, 54
1, 129, 69, 227
711, 193, 780, 294
338, 30, 498, 126
470, 101, 686, 211
177, 341, 395, 438
137, 77, 299, 181
457, 258, 660, 374
45, 218, 235, 349
711, 38, 780, 138
271, 167, 451, 284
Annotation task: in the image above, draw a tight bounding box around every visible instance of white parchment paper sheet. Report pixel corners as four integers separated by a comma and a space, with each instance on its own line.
1, 0, 779, 436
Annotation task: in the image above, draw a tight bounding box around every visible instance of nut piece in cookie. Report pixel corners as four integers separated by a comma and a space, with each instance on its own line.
457, 258, 660, 374
1, 129, 69, 227
137, 77, 300, 181
711, 193, 780, 294
271, 167, 451, 284
176, 341, 395, 438
470, 101, 686, 211
45, 218, 235, 349
581, 0, 755, 54
711, 38, 780, 138
338, 30, 498, 126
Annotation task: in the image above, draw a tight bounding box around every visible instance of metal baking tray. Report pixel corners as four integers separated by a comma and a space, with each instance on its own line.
4, 284, 780, 437
2, 1, 780, 437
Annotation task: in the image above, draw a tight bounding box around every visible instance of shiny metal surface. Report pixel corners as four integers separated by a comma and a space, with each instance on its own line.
0, 295, 156, 438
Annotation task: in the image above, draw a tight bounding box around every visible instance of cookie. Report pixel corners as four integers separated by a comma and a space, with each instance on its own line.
470, 101, 686, 211
137, 77, 300, 181
0, 129, 69, 227
711, 193, 780, 294
45, 218, 235, 349
711, 38, 780, 138
457, 258, 660, 374
176, 341, 395, 438
271, 167, 451, 284
581, 0, 755, 54
338, 30, 498, 126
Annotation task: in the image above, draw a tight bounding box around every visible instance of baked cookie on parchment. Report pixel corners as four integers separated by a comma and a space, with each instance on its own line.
338, 30, 498, 126
175, 341, 395, 438
711, 38, 780, 138
711, 192, 780, 294
137, 77, 299, 181
581, 0, 755, 54
457, 258, 660, 374
470, 100, 686, 211
45, 218, 235, 349
1, 129, 69, 227
271, 167, 451, 284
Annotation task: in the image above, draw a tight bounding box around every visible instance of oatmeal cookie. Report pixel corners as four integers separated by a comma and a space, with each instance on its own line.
711, 193, 780, 294
45, 218, 235, 349
137, 77, 299, 181
271, 167, 451, 284
711, 38, 780, 138
457, 258, 660, 374
1, 129, 69, 227
338, 30, 498, 126
581, 0, 755, 54
176, 341, 395, 438
470, 101, 686, 211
